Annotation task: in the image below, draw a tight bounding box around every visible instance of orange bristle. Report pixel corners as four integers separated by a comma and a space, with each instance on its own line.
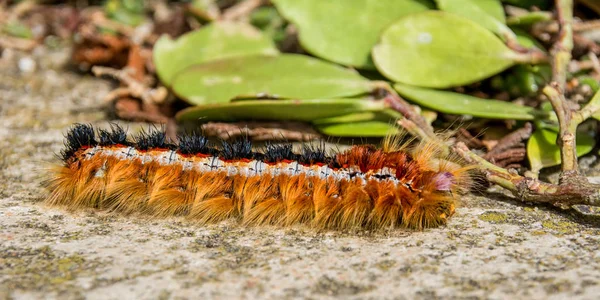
43, 124, 472, 231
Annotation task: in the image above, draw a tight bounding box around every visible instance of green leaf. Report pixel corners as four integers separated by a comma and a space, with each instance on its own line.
587, 87, 600, 122
314, 121, 400, 137
394, 83, 539, 120
313, 111, 393, 125
272, 0, 429, 69
473, 0, 506, 23
251, 6, 284, 30
501, 0, 552, 10
373, 11, 518, 88
250, 7, 287, 45
415, 0, 437, 9
153, 22, 279, 86
176, 98, 383, 122
172, 54, 375, 105
527, 128, 595, 173
504, 65, 541, 96
2, 22, 33, 39
513, 28, 545, 51
506, 11, 553, 26
580, 76, 600, 94
104, 0, 145, 26
437, 0, 509, 31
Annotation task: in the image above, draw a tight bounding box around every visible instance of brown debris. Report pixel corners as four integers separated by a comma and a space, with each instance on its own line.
71, 7, 159, 70
93, 52, 170, 124
111, 97, 169, 123
573, 34, 600, 55
152, 3, 188, 38
72, 21, 130, 69
91, 29, 169, 124
92, 66, 168, 105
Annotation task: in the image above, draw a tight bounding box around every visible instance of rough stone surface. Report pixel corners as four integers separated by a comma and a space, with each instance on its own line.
1, 47, 599, 300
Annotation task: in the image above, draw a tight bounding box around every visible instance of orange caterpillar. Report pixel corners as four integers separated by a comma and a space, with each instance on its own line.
44, 124, 471, 230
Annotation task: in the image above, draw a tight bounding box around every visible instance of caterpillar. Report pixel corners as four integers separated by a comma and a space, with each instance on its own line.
43, 124, 471, 230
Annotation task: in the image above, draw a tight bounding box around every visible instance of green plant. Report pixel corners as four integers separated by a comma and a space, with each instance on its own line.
151, 0, 600, 210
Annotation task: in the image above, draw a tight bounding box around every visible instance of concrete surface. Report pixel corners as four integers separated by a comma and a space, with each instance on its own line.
1, 47, 599, 300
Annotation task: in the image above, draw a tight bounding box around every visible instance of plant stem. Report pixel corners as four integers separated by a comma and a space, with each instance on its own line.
574, 87, 600, 123
222, 0, 265, 21
552, 0, 573, 92
543, 85, 577, 172
374, 82, 437, 141
543, 0, 579, 175
512, 48, 550, 64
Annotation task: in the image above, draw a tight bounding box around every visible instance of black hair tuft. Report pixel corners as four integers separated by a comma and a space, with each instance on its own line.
328, 155, 341, 169
220, 137, 254, 160
60, 125, 347, 167
298, 141, 330, 165
134, 128, 174, 150
61, 123, 97, 161
178, 132, 214, 155
263, 143, 297, 163
98, 123, 129, 146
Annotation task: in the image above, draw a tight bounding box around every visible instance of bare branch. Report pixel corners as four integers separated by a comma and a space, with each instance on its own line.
222, 0, 264, 21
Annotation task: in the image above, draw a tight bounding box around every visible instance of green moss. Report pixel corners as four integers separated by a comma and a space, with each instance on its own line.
87, 224, 112, 236
542, 220, 577, 235
17, 220, 52, 232
0, 245, 100, 292
313, 275, 375, 296
157, 290, 171, 300
89, 265, 180, 289
60, 231, 84, 241
478, 211, 509, 223
374, 259, 396, 271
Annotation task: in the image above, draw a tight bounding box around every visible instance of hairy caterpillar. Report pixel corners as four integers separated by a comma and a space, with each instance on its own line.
43, 124, 471, 230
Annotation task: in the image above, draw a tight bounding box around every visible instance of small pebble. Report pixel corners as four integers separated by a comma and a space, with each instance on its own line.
18, 57, 36, 73
587, 177, 600, 185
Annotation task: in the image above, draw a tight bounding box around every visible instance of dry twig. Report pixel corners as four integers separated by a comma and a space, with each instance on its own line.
92, 66, 168, 105
484, 123, 533, 158
221, 0, 264, 21
482, 123, 533, 168
201, 121, 321, 141
0, 35, 36, 51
